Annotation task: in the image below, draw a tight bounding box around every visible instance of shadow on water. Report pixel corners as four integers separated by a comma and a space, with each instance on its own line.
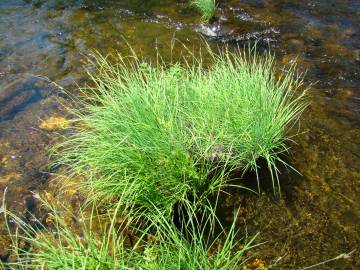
0, 0, 359, 268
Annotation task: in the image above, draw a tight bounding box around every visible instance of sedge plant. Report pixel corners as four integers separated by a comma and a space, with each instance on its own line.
2, 192, 140, 269
191, 0, 216, 22
140, 199, 260, 269
53, 45, 307, 215
2, 195, 259, 269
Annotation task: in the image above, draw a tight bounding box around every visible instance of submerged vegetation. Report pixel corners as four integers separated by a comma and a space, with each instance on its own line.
191, 0, 216, 22
53, 45, 307, 214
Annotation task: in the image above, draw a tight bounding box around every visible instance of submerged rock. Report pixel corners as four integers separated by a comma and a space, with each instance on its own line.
39, 116, 69, 131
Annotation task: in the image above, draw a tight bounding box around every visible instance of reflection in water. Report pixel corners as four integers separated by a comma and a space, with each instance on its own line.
0, 0, 359, 268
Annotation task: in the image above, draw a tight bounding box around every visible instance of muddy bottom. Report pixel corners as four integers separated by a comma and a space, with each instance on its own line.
0, 0, 359, 269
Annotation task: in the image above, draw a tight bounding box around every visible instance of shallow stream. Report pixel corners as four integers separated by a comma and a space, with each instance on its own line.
0, 0, 359, 268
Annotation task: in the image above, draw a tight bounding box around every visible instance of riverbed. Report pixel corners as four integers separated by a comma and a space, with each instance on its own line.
0, 0, 359, 268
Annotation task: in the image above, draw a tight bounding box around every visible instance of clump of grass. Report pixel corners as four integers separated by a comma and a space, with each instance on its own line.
191, 0, 216, 22
54, 45, 307, 214
3, 197, 258, 269
55, 56, 226, 215
3, 201, 131, 269
141, 200, 259, 269
184, 48, 308, 192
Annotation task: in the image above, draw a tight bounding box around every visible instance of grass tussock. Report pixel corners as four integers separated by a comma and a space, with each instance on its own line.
3, 198, 258, 270
54, 45, 307, 214
191, 0, 216, 22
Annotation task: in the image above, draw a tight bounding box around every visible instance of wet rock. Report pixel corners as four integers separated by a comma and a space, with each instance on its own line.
0, 76, 27, 104
196, 23, 220, 37
0, 77, 43, 121
0, 90, 41, 121
212, 28, 279, 45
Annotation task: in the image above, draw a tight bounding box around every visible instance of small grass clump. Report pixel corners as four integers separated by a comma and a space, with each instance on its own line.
191, 0, 216, 22
3, 198, 258, 270
3, 196, 138, 269
141, 200, 259, 269
55, 46, 307, 214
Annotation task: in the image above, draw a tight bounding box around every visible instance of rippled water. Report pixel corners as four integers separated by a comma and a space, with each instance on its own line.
0, 0, 359, 268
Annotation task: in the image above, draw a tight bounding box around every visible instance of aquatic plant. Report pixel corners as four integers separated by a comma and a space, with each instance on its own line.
3, 197, 258, 269
54, 45, 307, 214
191, 0, 216, 22
2, 192, 137, 269
141, 200, 259, 269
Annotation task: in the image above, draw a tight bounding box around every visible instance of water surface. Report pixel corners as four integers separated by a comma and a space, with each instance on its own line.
0, 0, 359, 268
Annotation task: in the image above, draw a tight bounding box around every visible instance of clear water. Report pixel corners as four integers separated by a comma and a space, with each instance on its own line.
0, 0, 359, 268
